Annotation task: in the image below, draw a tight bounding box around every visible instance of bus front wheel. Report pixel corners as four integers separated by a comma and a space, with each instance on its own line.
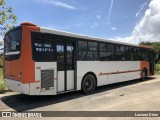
82, 74, 96, 94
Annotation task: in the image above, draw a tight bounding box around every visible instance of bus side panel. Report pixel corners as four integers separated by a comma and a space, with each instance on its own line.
21, 25, 40, 84
77, 61, 141, 90
77, 61, 99, 90
30, 62, 57, 95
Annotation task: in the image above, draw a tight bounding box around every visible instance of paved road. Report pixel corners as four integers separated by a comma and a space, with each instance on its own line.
0, 75, 160, 120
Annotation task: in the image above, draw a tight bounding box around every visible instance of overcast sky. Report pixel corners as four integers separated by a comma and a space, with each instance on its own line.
4, 0, 160, 44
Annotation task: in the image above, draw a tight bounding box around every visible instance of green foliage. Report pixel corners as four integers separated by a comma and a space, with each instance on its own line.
140, 41, 160, 65
0, 0, 17, 93
0, 56, 2, 66
0, 0, 17, 37
140, 41, 160, 52
0, 0, 17, 60
0, 67, 4, 93
156, 64, 160, 75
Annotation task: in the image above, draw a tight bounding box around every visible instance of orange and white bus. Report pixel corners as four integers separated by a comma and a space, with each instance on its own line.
3, 22, 159, 95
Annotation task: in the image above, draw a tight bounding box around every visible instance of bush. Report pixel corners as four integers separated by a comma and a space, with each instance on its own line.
0, 67, 5, 93
156, 64, 160, 75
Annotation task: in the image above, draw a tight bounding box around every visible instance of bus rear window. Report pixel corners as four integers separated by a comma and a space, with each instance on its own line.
5, 27, 22, 60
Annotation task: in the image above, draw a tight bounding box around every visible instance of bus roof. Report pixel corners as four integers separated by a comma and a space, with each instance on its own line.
21, 22, 153, 49
140, 45, 154, 49
40, 27, 139, 47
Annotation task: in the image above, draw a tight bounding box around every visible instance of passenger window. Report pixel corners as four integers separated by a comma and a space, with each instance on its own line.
78, 41, 87, 50
120, 46, 125, 53
115, 45, 123, 61
115, 45, 120, 52
99, 43, 114, 61
88, 42, 98, 51
78, 41, 98, 61
107, 44, 114, 53
87, 51, 98, 60
78, 51, 87, 60
100, 43, 107, 51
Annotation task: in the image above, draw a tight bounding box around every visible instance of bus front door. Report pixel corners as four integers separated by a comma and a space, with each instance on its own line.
56, 42, 75, 92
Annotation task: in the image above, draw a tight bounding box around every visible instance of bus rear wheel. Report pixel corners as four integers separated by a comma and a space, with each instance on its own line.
142, 69, 147, 81
82, 74, 96, 94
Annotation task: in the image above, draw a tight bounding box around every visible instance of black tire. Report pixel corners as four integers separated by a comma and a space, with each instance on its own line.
82, 74, 96, 94
142, 69, 147, 81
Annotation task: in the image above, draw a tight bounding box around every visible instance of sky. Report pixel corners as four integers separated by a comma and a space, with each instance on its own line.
4, 0, 160, 44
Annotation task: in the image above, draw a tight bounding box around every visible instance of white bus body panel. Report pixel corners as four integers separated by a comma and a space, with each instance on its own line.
76, 61, 140, 90
57, 71, 65, 92
32, 62, 57, 95
57, 71, 75, 92
67, 70, 74, 90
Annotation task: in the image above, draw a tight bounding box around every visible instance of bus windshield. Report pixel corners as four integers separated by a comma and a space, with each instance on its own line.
5, 27, 22, 60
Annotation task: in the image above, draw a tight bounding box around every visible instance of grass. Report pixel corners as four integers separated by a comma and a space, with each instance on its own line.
156, 64, 160, 75
0, 55, 5, 93
0, 67, 5, 93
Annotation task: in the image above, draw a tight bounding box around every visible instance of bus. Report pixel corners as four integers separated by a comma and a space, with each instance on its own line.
3, 22, 159, 95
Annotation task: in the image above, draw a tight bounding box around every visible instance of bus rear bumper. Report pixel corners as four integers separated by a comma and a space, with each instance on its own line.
4, 78, 30, 95
4, 79, 57, 95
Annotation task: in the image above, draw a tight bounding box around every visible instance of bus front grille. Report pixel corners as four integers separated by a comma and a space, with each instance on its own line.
41, 70, 54, 90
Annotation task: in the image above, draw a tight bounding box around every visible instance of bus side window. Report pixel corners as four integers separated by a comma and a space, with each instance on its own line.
78, 41, 87, 61
99, 43, 108, 61
87, 42, 98, 60
107, 44, 114, 61
115, 45, 122, 61
133, 47, 141, 61
120, 45, 125, 61
99, 43, 114, 61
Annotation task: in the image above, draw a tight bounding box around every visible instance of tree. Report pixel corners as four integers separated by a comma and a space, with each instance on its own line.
140, 41, 160, 52
0, 0, 17, 65
0, 0, 17, 37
